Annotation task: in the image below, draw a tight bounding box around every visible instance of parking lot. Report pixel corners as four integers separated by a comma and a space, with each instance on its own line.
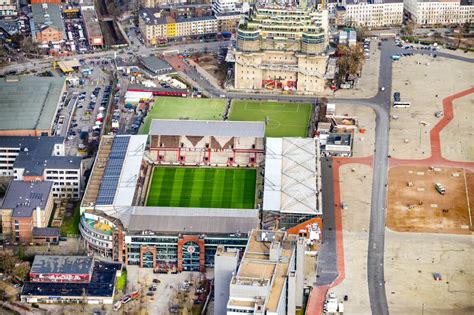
59, 61, 114, 156
124, 266, 212, 314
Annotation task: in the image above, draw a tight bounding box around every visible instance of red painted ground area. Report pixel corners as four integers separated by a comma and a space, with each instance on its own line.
390, 87, 474, 170
306, 88, 474, 315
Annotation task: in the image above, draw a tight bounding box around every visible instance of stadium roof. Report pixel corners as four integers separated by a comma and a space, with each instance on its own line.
30, 256, 93, 275
97, 207, 259, 234
95, 135, 148, 206
149, 120, 265, 138
2, 181, 53, 218
0, 76, 65, 132
263, 138, 321, 215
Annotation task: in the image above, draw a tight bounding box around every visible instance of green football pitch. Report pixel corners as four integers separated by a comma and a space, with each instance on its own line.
229, 100, 312, 137
146, 167, 257, 209
140, 97, 226, 134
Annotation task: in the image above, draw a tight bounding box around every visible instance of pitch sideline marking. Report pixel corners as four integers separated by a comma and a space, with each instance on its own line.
463, 168, 472, 229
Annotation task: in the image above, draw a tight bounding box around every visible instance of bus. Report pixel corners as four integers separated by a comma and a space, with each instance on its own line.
393, 101, 411, 108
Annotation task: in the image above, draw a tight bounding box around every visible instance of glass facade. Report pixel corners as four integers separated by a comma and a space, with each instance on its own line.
182, 241, 201, 271
125, 234, 248, 269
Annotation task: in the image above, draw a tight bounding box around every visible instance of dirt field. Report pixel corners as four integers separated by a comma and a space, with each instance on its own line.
390, 54, 474, 160
387, 166, 472, 234
193, 54, 227, 82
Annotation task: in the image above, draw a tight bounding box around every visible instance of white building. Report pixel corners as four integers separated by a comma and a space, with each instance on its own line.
226, 229, 305, 315
0, 0, 17, 17
212, 0, 237, 14
214, 246, 239, 315
343, 0, 404, 27
0, 137, 84, 200
404, 0, 474, 25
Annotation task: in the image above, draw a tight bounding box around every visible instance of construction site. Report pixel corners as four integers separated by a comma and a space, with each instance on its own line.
387, 166, 473, 234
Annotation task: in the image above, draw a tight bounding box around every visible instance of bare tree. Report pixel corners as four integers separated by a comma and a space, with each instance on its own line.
12, 262, 30, 281
0, 253, 18, 275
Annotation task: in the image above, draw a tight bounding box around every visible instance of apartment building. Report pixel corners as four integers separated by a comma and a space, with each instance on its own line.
30, 3, 65, 44
336, 0, 473, 26
141, 0, 210, 8
460, 0, 474, 22
342, 0, 404, 27
213, 0, 242, 32
233, 1, 329, 93
0, 0, 17, 17
404, 0, 474, 24
0, 181, 54, 242
0, 137, 83, 200
226, 229, 305, 314
139, 7, 218, 44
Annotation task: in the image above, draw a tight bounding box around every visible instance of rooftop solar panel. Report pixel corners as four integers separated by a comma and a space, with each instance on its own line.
96, 136, 130, 205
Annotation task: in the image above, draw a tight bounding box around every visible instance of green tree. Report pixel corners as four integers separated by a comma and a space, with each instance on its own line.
336, 44, 365, 84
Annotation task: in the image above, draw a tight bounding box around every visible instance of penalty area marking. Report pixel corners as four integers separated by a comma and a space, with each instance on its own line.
243, 102, 301, 113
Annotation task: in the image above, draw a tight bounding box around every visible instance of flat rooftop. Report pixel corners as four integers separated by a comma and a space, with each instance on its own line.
22, 260, 120, 298
81, 9, 102, 38
1, 181, 53, 218
229, 229, 296, 313
0, 136, 82, 176
30, 256, 93, 275
149, 119, 265, 138
326, 133, 352, 146
263, 137, 321, 215
139, 56, 172, 73
0, 76, 65, 132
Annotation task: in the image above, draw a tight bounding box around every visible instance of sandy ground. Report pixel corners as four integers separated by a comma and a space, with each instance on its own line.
439, 96, 474, 162
329, 163, 373, 314
385, 231, 474, 315
334, 104, 376, 157
390, 54, 474, 160
333, 39, 380, 99
387, 166, 472, 234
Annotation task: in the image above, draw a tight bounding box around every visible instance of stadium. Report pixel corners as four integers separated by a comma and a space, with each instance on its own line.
80, 100, 322, 272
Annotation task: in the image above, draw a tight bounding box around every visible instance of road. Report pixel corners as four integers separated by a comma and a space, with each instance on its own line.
3, 35, 473, 314
0, 40, 229, 75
